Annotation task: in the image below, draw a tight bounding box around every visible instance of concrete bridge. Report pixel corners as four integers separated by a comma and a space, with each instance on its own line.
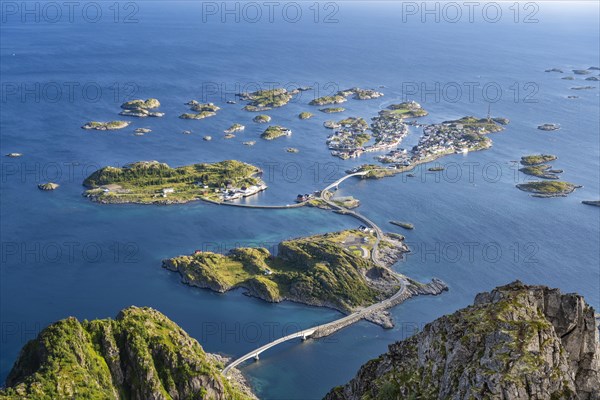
222, 281, 413, 376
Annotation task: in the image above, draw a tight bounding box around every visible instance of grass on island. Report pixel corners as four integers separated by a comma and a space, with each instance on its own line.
253, 114, 271, 123
82, 160, 262, 204
241, 88, 293, 111
261, 126, 291, 140
299, 112, 314, 120
82, 121, 130, 130
179, 111, 216, 120
320, 107, 346, 114
354, 164, 396, 179
338, 117, 369, 131
309, 95, 347, 106
381, 102, 428, 119
121, 98, 160, 110
516, 181, 577, 195
520, 154, 557, 165
163, 230, 398, 312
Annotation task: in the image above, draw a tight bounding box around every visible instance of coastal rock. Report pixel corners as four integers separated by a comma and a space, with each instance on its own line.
325, 281, 600, 400
538, 123, 560, 131
582, 200, 600, 207
585, 76, 600, 81
573, 69, 592, 75
5, 153, 22, 157
545, 68, 564, 73
253, 114, 271, 123
37, 182, 59, 191
0, 307, 255, 400
224, 123, 245, 134
121, 98, 160, 110
82, 121, 130, 130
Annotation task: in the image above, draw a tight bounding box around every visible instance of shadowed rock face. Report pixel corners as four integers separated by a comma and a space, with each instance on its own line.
1, 307, 255, 400
325, 281, 600, 400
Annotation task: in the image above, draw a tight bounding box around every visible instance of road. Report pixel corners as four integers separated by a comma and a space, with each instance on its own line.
222, 169, 408, 376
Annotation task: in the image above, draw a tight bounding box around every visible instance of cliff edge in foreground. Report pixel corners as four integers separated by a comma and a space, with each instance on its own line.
325, 281, 599, 400
0, 307, 255, 400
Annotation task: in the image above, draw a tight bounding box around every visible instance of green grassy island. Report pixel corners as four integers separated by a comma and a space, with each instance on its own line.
260, 125, 292, 140
82, 160, 266, 204
253, 114, 271, 123
0, 307, 255, 400
81, 121, 130, 130
299, 112, 314, 119
121, 98, 160, 110
310, 88, 383, 105
516, 181, 580, 197
239, 88, 293, 111
520, 154, 558, 165
380, 101, 428, 118
162, 230, 408, 314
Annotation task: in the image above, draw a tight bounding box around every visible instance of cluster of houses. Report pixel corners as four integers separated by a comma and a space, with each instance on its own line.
296, 193, 315, 203
220, 183, 268, 201
327, 113, 409, 160
373, 120, 487, 168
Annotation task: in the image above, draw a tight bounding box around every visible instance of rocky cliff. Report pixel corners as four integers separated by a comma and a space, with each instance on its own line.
325, 281, 599, 400
0, 307, 255, 400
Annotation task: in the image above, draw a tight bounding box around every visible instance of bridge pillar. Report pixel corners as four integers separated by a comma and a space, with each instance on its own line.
254, 354, 260, 361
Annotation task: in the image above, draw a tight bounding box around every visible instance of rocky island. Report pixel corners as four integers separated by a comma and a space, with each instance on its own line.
310, 88, 384, 106
81, 121, 130, 130
119, 98, 164, 117
82, 160, 266, 204
0, 306, 255, 400
261, 125, 292, 140
538, 123, 561, 131
320, 107, 346, 113
519, 154, 561, 179
516, 181, 580, 197
253, 114, 271, 123
163, 229, 412, 322
239, 88, 294, 111
379, 101, 429, 119
224, 123, 245, 134
299, 112, 314, 119
325, 281, 599, 400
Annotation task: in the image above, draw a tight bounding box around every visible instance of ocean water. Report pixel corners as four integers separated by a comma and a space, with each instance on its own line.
1, 2, 599, 399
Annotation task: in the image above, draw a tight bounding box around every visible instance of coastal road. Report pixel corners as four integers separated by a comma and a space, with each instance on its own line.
222, 168, 411, 376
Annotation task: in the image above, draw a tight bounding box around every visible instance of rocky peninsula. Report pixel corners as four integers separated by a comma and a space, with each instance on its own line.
162, 230, 410, 322
0, 307, 255, 400
325, 281, 599, 400
82, 160, 266, 204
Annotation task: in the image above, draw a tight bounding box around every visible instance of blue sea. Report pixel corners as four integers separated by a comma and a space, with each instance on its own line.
1, 1, 599, 399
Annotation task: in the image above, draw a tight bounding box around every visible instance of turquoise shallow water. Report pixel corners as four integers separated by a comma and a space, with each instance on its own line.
1, 2, 599, 399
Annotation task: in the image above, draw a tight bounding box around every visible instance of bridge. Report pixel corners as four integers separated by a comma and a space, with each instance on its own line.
221, 167, 444, 376
223, 280, 410, 376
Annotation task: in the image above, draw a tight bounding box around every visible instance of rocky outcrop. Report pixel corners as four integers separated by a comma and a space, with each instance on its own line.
1, 307, 255, 400
325, 281, 599, 400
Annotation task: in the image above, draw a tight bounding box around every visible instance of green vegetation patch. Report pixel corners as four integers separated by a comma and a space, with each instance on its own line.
241, 88, 293, 111
516, 181, 578, 195
520, 154, 557, 166
0, 307, 253, 400
320, 107, 346, 113
121, 98, 160, 110
309, 95, 347, 106
261, 125, 291, 140
299, 112, 314, 120
82, 160, 263, 204
163, 230, 396, 312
